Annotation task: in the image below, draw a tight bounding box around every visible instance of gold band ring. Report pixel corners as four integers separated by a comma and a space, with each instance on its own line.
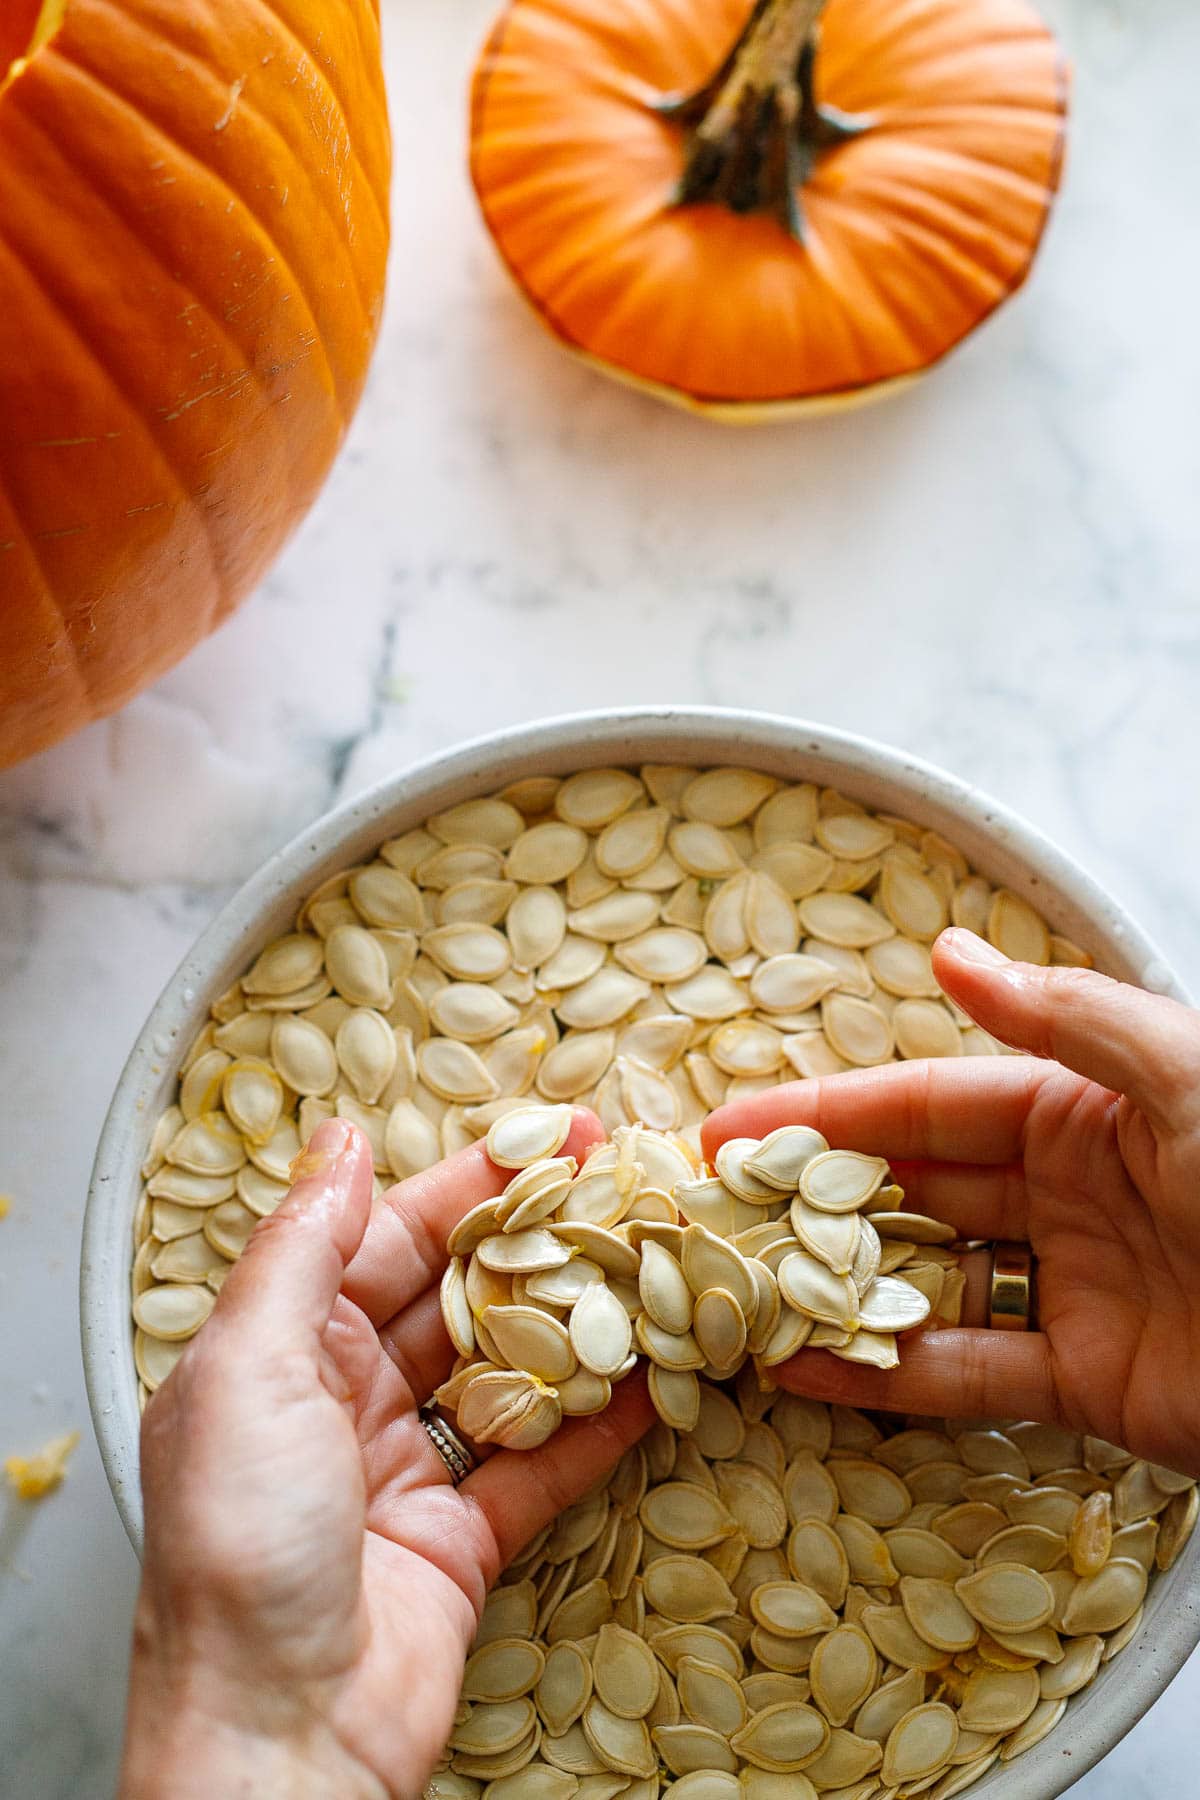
990, 1243, 1036, 1332
420, 1406, 477, 1484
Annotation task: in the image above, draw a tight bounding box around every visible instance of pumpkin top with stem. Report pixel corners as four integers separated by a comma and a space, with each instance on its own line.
470, 0, 1069, 417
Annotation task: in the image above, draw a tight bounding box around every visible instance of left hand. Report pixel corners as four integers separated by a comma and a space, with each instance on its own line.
122, 1113, 653, 1800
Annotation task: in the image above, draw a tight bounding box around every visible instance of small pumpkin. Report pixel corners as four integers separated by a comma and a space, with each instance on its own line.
0, 0, 391, 767
470, 0, 1067, 419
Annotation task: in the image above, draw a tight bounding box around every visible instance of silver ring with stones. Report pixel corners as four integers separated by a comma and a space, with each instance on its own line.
420, 1406, 477, 1485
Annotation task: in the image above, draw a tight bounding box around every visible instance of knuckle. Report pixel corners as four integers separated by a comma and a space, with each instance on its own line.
1042, 964, 1109, 1012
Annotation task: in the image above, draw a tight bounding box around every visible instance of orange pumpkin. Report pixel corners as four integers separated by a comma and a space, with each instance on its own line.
470, 0, 1067, 418
0, 0, 390, 767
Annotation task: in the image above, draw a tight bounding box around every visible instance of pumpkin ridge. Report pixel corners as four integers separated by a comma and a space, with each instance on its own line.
843, 206, 1004, 328
0, 466, 100, 720
51, 35, 367, 393
0, 221, 231, 622
254, 0, 391, 215
853, 148, 1052, 260
0, 69, 302, 463
805, 219, 928, 373
134, 0, 392, 245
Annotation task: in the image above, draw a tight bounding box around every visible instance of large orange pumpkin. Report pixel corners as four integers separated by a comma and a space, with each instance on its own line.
0, 0, 390, 767
470, 0, 1067, 419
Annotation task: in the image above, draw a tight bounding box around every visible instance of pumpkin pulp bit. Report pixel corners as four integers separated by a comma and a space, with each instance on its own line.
659, 0, 872, 239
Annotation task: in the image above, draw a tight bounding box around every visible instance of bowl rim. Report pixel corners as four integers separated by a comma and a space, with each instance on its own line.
81, 704, 1198, 1798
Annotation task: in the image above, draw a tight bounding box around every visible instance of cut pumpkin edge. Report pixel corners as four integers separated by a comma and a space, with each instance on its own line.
566, 344, 922, 423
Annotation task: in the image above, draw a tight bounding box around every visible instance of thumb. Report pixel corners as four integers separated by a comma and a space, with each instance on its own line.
933, 928, 1200, 1130
215, 1119, 375, 1355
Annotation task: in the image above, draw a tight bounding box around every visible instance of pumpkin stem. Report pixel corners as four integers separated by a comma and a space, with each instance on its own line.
660, 0, 871, 240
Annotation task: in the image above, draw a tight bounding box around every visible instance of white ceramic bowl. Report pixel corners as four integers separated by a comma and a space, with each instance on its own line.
82, 706, 1197, 1797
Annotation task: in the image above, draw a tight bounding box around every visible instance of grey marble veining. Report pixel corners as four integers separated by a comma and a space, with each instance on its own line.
1, 0, 1197, 1794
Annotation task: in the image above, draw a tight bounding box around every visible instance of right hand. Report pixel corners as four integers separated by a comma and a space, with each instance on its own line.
703, 927, 1200, 1478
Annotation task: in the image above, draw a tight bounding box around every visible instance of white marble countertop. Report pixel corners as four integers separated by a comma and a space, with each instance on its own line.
2, 0, 1197, 1793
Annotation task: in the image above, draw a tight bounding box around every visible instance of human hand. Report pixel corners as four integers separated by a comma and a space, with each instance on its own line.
703, 927, 1200, 1479
122, 1113, 653, 1800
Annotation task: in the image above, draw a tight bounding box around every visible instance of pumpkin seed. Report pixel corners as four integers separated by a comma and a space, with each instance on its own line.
1060, 1557, 1147, 1634
853, 1667, 926, 1744
869, 1212, 957, 1246
570, 1283, 634, 1377
800, 1151, 889, 1215
751, 1581, 838, 1637
1039, 1632, 1104, 1698
799, 1726, 882, 1787
666, 1774, 740, 1800
648, 1366, 701, 1432
809, 1622, 879, 1725
150, 1232, 228, 1285
977, 1524, 1066, 1572
485, 1305, 576, 1382
134, 1331, 187, 1391
955, 1565, 1054, 1634
643, 1556, 736, 1623
885, 1528, 968, 1583
899, 1578, 979, 1653
1156, 1485, 1199, 1571
857, 1276, 932, 1333
462, 1639, 545, 1702
242, 933, 325, 997
636, 1240, 693, 1334
132, 1283, 215, 1340
730, 1701, 829, 1772
540, 1720, 606, 1775
956, 1666, 1040, 1735
692, 1289, 748, 1375
987, 891, 1050, 965
777, 1251, 858, 1330
860, 1606, 952, 1673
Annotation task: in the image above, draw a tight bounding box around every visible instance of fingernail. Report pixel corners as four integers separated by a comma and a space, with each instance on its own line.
943, 928, 1009, 968
310, 1118, 355, 1155
288, 1118, 355, 1182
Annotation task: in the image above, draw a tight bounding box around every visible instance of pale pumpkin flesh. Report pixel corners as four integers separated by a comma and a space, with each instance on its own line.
470, 0, 1068, 416
0, 0, 390, 766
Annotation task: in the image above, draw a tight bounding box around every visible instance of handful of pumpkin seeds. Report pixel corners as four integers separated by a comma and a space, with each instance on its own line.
438, 1109, 958, 1449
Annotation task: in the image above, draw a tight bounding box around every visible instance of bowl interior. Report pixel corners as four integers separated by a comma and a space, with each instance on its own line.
82, 706, 1197, 1800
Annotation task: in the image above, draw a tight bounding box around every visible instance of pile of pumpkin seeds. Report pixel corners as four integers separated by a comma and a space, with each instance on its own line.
123, 762, 1197, 1790
426, 1392, 1196, 1798
438, 1113, 959, 1447
130, 762, 1088, 1397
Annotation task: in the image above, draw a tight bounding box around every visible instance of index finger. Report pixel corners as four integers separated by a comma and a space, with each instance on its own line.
700, 1057, 1052, 1167
773, 1329, 1063, 1429
344, 1108, 605, 1326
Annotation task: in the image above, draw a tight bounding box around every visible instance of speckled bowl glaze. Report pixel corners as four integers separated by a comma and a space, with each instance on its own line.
82, 706, 1198, 1797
